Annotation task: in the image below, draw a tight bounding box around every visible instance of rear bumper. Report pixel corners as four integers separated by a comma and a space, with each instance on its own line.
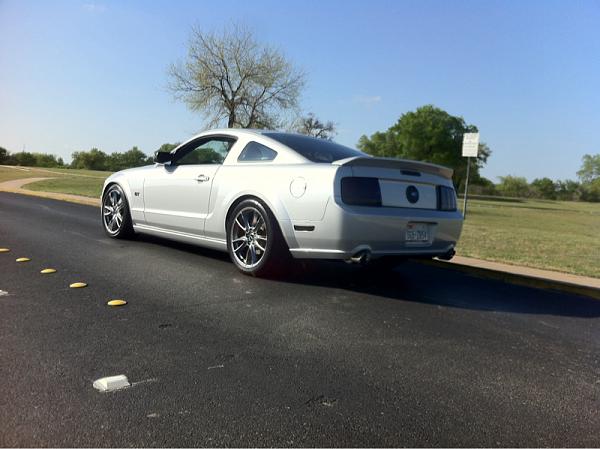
287, 199, 463, 260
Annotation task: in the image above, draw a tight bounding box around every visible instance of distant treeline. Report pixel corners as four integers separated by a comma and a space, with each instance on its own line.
0, 148, 66, 168
0, 143, 177, 172
466, 154, 600, 202
468, 175, 600, 202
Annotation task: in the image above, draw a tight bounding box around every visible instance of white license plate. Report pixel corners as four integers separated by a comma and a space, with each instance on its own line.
405, 223, 429, 242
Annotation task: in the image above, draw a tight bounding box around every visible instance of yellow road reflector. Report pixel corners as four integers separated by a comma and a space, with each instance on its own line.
0, 248, 10, 253
70, 282, 87, 288
16, 257, 31, 262
40, 268, 57, 274
107, 299, 127, 307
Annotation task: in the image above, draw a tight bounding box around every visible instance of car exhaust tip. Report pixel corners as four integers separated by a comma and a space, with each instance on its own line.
437, 248, 456, 261
348, 250, 372, 265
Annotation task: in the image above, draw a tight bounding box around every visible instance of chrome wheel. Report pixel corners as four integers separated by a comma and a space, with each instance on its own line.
103, 188, 125, 235
230, 206, 268, 269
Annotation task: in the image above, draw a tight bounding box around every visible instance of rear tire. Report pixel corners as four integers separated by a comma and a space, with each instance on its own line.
226, 199, 290, 277
102, 184, 134, 239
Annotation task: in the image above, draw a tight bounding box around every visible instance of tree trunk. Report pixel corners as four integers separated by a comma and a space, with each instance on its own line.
227, 110, 236, 128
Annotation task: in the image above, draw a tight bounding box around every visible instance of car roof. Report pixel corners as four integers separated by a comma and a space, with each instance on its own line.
172, 128, 312, 164
175, 128, 366, 165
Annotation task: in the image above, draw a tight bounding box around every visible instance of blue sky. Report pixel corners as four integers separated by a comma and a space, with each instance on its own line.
1, 0, 598, 181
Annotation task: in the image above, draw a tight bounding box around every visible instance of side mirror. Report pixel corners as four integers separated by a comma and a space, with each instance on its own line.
154, 151, 173, 164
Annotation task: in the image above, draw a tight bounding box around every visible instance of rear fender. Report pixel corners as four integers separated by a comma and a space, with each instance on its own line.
218, 189, 299, 250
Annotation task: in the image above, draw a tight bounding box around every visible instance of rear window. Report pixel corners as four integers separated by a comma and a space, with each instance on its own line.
264, 132, 366, 163
238, 141, 278, 162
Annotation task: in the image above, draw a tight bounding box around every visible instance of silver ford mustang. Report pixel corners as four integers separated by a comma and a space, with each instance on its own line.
101, 129, 463, 276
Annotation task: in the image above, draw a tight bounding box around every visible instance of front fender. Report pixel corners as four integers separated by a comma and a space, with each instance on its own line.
101, 173, 145, 223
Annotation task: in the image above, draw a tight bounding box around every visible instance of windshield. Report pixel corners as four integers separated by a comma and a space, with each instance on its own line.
264, 132, 366, 163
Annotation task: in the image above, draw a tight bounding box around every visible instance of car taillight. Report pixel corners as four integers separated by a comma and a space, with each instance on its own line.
341, 177, 382, 207
437, 185, 457, 211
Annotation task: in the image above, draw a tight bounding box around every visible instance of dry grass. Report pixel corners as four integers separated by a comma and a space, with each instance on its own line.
458, 198, 600, 278
25, 176, 107, 198
0, 166, 111, 198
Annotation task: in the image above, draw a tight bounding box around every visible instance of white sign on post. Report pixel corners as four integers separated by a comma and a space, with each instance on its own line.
461, 132, 480, 218
462, 133, 480, 157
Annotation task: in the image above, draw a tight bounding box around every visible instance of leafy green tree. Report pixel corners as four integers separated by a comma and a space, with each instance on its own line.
496, 175, 531, 198
580, 178, 600, 202
71, 148, 109, 170
121, 146, 148, 168
577, 154, 600, 183
107, 153, 123, 171
357, 105, 491, 189
108, 146, 149, 171
0, 147, 8, 164
12, 152, 37, 166
555, 180, 581, 201
575, 154, 600, 202
469, 176, 497, 196
0, 148, 64, 167
531, 177, 557, 199
32, 153, 63, 167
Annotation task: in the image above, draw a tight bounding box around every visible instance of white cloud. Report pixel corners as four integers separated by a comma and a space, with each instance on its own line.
353, 95, 382, 106
83, 2, 106, 13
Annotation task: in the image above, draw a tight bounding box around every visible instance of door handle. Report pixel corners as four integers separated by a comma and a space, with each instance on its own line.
196, 174, 210, 182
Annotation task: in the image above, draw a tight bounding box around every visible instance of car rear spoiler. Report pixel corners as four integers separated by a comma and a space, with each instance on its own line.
333, 156, 454, 180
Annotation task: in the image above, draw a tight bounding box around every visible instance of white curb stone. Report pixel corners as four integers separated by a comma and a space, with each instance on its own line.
93, 375, 130, 392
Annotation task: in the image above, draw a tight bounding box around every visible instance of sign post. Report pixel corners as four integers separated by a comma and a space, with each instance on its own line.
461, 132, 479, 218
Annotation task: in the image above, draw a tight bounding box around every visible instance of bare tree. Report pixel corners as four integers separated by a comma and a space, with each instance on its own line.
168, 24, 305, 129
295, 113, 337, 140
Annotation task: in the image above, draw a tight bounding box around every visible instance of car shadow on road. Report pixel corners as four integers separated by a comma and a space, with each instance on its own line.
134, 233, 600, 319
283, 259, 600, 318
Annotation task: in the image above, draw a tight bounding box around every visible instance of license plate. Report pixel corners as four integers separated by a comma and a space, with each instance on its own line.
405, 223, 429, 242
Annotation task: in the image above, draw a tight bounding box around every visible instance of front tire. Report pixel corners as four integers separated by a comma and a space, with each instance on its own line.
226, 199, 289, 277
102, 184, 134, 239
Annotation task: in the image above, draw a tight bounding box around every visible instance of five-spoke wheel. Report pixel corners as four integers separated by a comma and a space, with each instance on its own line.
230, 206, 268, 269
227, 199, 288, 276
102, 184, 133, 238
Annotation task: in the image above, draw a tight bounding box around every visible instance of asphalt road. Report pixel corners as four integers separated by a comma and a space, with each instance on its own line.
1, 192, 600, 447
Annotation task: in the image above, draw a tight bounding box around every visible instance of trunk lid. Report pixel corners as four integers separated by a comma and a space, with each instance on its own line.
335, 156, 454, 210
333, 156, 453, 180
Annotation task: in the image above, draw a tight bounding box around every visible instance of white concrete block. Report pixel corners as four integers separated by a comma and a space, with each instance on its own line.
93, 375, 130, 392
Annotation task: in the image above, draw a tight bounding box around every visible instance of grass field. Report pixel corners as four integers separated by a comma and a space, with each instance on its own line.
0, 166, 112, 182
2, 165, 599, 278
457, 198, 600, 278
0, 165, 112, 197
25, 176, 107, 198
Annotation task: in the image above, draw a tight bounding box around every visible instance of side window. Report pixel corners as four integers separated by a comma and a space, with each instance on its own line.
174, 137, 236, 165
238, 141, 278, 162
